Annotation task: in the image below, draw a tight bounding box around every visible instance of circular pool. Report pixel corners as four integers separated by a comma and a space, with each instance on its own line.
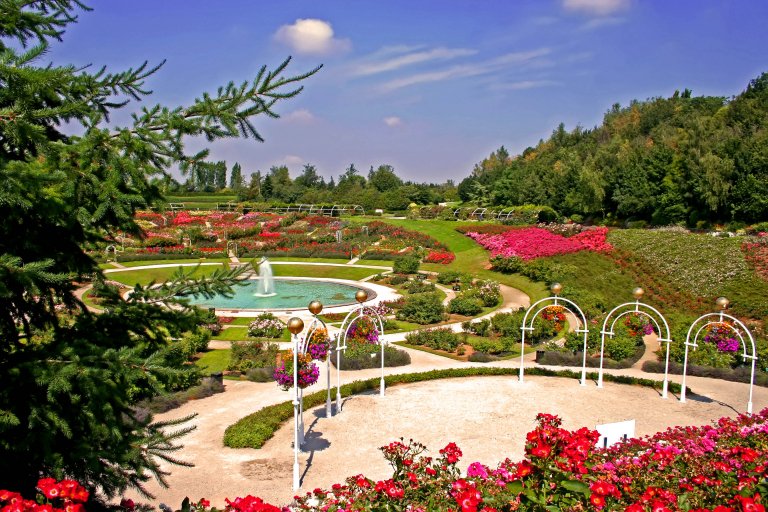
180, 278, 374, 311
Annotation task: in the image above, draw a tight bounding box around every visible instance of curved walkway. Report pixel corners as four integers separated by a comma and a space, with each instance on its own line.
114, 264, 768, 508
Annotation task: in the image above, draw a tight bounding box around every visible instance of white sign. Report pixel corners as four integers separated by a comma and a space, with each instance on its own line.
595, 419, 635, 448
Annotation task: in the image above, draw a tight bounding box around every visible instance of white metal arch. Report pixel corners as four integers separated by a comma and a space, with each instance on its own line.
335, 303, 386, 413
598, 295, 672, 396
680, 310, 757, 413
519, 290, 590, 385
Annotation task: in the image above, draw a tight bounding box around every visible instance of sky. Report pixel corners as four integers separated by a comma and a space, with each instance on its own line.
46, 0, 768, 184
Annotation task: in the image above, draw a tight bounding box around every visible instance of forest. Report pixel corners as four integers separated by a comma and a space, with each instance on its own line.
460, 73, 768, 227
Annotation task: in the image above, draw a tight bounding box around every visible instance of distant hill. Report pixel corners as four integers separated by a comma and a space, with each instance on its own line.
461, 73, 768, 227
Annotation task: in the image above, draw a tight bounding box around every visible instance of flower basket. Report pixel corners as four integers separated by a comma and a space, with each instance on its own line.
541, 305, 566, 332
623, 312, 654, 337
273, 350, 319, 390
703, 322, 739, 352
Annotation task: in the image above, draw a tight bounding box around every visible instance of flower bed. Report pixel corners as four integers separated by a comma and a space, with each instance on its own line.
466, 226, 612, 260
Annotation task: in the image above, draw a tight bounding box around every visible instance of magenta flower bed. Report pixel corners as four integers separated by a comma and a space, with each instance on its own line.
467, 226, 612, 260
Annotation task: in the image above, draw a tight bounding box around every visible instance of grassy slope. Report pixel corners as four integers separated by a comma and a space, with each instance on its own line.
270, 265, 380, 281
195, 349, 231, 373
350, 217, 547, 302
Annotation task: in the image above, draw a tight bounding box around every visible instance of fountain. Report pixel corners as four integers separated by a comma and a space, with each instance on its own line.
255, 257, 276, 297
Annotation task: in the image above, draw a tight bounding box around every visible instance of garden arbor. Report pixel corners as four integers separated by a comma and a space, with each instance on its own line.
598, 288, 672, 397
519, 283, 590, 386
681, 297, 757, 413
335, 290, 386, 412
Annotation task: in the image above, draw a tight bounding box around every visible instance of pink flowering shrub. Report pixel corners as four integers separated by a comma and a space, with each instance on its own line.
467, 226, 612, 260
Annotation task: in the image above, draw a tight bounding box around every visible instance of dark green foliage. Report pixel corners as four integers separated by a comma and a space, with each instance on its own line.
642, 360, 768, 387
436, 270, 464, 285
396, 293, 445, 324
0, 1, 318, 500
448, 295, 483, 316
476, 73, 768, 224
403, 279, 436, 294
245, 367, 276, 382
228, 341, 279, 372
331, 346, 411, 370
404, 328, 462, 352
223, 367, 686, 449
468, 352, 499, 363
393, 255, 421, 274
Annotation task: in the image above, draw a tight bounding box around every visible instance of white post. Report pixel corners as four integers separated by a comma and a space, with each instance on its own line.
580, 330, 588, 386
380, 340, 386, 396
661, 340, 671, 399
597, 332, 607, 388
326, 358, 332, 417
518, 330, 527, 382
680, 343, 690, 404
298, 388, 305, 447
748, 357, 755, 414
336, 341, 343, 413
292, 333, 300, 491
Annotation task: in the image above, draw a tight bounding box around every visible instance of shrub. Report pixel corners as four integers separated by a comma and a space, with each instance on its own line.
403, 280, 436, 294
462, 319, 491, 337
642, 359, 768, 387
228, 341, 279, 372
331, 345, 411, 370
247, 313, 284, 338
388, 274, 409, 285
490, 312, 523, 338
396, 293, 445, 324
468, 351, 499, 363
405, 327, 462, 352
137, 377, 225, 414
448, 295, 483, 316
436, 270, 463, 285
393, 255, 420, 274
245, 366, 277, 383
603, 333, 639, 361
467, 337, 505, 354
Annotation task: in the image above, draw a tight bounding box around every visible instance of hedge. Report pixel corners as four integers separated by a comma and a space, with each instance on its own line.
222, 367, 687, 449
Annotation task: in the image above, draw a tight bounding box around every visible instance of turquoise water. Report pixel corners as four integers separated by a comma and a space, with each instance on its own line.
181, 278, 369, 310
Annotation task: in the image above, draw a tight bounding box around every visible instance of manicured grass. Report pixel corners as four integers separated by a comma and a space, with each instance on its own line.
80, 289, 102, 310
385, 320, 423, 333
225, 317, 257, 326
250, 256, 350, 264
211, 327, 291, 342
356, 259, 394, 267
195, 349, 230, 373
104, 263, 228, 286
270, 264, 380, 281
393, 342, 466, 361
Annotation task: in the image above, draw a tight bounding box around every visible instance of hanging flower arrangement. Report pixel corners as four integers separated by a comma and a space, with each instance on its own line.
346, 316, 379, 344
541, 305, 567, 332
704, 322, 740, 352
623, 312, 655, 337
306, 327, 331, 362
273, 350, 319, 390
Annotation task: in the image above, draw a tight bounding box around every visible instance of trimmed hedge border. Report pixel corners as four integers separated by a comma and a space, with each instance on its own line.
642, 360, 768, 387
222, 367, 687, 449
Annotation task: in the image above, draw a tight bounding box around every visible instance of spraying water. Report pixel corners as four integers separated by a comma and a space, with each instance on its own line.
255, 257, 276, 297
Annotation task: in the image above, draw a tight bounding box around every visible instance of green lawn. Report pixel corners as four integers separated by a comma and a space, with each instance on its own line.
356, 259, 394, 267
350, 217, 547, 301
211, 327, 291, 342
225, 317, 257, 326
195, 349, 230, 373
270, 264, 380, 281
105, 263, 228, 286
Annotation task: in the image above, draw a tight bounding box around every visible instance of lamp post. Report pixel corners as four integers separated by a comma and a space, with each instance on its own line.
287, 316, 304, 491
307, 300, 333, 418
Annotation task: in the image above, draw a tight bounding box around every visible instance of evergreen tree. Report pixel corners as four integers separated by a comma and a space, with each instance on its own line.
229, 162, 244, 191
214, 160, 227, 190
0, 0, 319, 500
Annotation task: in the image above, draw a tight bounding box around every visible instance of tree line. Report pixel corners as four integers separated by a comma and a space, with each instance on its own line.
460, 73, 768, 226
166, 161, 458, 211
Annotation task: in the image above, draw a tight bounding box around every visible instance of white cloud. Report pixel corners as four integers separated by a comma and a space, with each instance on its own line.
281, 109, 316, 123
379, 48, 551, 92
351, 47, 477, 76
490, 80, 560, 91
563, 0, 629, 16
273, 19, 351, 56
579, 16, 626, 30
383, 116, 402, 127
283, 155, 305, 167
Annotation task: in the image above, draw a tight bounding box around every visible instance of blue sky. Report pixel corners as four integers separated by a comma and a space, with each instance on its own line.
48, 0, 768, 183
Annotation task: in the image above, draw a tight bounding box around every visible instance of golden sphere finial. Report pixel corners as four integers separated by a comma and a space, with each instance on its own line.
716, 296, 729, 310
287, 317, 304, 335
550, 283, 563, 296
308, 300, 323, 315
632, 287, 644, 300
355, 289, 368, 303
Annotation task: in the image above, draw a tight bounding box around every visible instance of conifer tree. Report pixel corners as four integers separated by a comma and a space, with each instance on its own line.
0, 0, 319, 501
